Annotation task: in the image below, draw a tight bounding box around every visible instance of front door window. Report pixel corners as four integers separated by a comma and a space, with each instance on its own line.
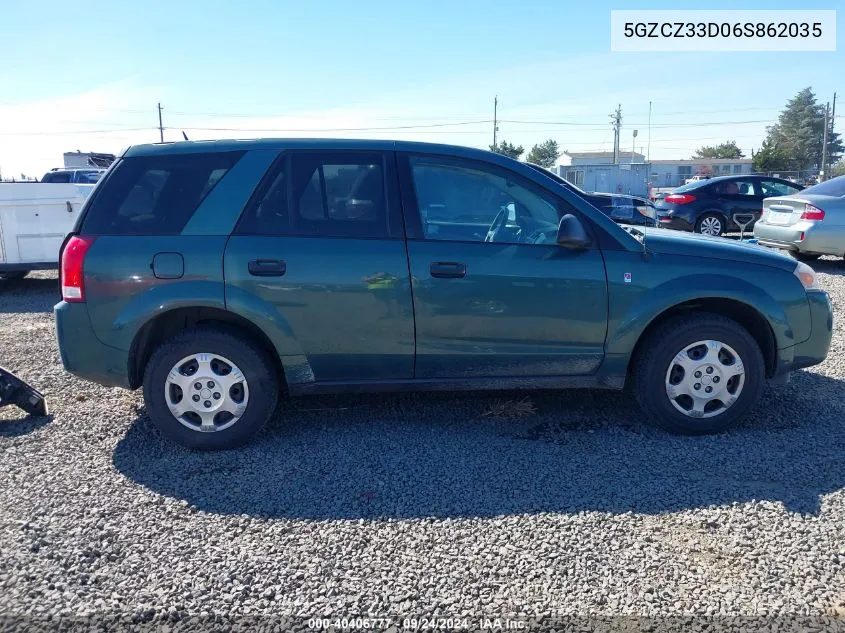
409, 157, 563, 246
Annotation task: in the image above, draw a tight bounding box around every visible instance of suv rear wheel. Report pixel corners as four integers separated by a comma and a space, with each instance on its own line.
142, 327, 279, 449
632, 314, 765, 434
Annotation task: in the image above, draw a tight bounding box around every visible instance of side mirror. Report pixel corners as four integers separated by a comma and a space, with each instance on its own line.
557, 214, 591, 249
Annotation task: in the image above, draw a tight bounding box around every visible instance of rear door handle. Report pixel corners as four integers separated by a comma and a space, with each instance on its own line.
430, 262, 466, 279
248, 259, 286, 277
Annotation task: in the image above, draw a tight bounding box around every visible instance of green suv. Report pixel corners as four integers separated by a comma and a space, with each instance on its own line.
54, 139, 833, 449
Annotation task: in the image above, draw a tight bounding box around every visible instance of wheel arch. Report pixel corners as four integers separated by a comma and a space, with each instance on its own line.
128, 306, 285, 391
626, 297, 778, 382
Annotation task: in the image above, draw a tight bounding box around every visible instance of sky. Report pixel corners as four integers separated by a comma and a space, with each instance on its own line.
0, 0, 842, 178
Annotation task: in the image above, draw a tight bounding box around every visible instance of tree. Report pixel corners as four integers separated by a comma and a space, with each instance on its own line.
752, 139, 791, 172
490, 140, 524, 160
693, 140, 744, 159
526, 139, 560, 168
760, 87, 843, 171
830, 160, 845, 179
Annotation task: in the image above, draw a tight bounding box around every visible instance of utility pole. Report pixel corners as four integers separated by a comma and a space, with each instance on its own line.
157, 103, 164, 143
610, 104, 622, 164
632, 129, 638, 164
830, 92, 837, 176
821, 102, 829, 182
647, 101, 652, 162
492, 96, 498, 150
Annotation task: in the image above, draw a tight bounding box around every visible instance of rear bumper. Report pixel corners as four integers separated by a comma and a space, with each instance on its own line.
54, 301, 131, 389
656, 214, 693, 231
775, 290, 833, 377
754, 221, 836, 255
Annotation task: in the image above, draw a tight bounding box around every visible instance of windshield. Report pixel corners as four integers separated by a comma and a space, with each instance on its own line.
801, 175, 845, 197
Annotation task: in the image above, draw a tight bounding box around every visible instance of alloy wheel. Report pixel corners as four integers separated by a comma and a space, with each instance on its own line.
698, 216, 722, 235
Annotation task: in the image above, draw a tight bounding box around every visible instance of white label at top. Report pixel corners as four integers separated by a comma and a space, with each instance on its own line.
610, 10, 836, 52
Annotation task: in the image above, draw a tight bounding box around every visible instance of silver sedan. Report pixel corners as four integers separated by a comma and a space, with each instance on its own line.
754, 175, 845, 261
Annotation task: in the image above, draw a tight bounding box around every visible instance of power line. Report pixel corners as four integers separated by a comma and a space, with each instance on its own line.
154, 104, 789, 120
175, 120, 493, 132
0, 128, 156, 136
500, 118, 776, 128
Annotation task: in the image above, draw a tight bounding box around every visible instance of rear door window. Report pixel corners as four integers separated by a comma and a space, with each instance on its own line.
81, 151, 244, 235
712, 179, 757, 196
236, 152, 399, 239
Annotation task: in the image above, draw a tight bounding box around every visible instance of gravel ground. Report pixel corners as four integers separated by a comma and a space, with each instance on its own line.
2, 268, 845, 631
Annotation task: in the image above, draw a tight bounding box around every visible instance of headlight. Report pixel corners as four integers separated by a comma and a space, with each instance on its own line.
794, 261, 821, 290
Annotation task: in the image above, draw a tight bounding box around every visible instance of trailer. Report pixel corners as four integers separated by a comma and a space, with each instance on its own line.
0, 183, 95, 278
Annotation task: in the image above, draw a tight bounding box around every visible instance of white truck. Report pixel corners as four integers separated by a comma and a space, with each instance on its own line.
0, 183, 95, 279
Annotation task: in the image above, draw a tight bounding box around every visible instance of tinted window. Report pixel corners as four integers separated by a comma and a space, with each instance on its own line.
759, 180, 802, 197
711, 179, 756, 196
76, 170, 103, 184
802, 175, 845, 197
81, 152, 243, 235
238, 153, 391, 239
42, 171, 71, 183
410, 157, 563, 245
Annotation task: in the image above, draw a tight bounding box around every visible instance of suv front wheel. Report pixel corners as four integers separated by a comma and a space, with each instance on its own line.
142, 327, 279, 449
632, 314, 765, 434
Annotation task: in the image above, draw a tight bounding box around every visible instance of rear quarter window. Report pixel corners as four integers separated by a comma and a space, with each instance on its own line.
81, 151, 244, 235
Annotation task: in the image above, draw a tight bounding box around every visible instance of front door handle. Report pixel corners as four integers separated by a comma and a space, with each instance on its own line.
430, 262, 467, 279
248, 259, 286, 277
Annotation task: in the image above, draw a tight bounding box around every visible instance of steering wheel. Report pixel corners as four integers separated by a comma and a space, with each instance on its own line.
484, 206, 510, 243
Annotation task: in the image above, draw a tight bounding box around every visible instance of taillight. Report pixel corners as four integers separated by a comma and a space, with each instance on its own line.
664, 194, 697, 205
60, 236, 96, 302
800, 204, 825, 221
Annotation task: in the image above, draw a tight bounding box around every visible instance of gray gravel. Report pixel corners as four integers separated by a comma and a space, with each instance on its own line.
2, 267, 845, 630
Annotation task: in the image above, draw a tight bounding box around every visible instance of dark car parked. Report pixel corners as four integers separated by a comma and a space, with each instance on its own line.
655, 175, 804, 236
526, 164, 657, 227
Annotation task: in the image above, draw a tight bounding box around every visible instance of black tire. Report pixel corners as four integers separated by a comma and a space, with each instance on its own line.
694, 212, 725, 237
632, 313, 766, 435
792, 251, 821, 262
142, 326, 279, 450
0, 270, 28, 280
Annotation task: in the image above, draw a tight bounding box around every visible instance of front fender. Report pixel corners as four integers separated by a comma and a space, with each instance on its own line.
602, 249, 812, 361
607, 273, 795, 357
